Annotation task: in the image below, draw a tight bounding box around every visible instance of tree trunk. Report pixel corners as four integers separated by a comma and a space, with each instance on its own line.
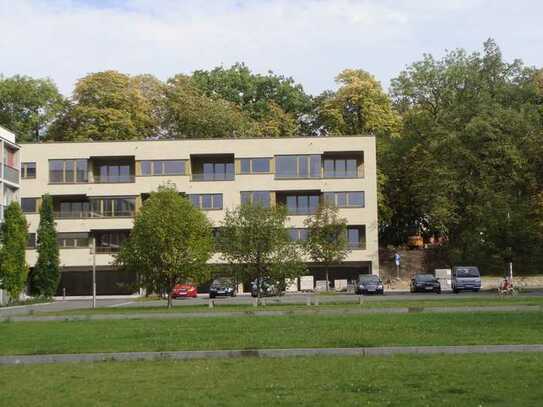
325, 265, 329, 291
167, 292, 173, 308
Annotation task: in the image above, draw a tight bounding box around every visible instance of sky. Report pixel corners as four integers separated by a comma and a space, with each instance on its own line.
1, 0, 542, 96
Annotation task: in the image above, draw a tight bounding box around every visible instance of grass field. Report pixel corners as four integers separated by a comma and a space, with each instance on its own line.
1, 353, 542, 406
31, 295, 543, 316
1, 312, 542, 355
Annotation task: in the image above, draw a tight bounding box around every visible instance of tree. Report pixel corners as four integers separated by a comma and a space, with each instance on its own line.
116, 185, 214, 308
30, 194, 60, 297
217, 204, 305, 300
0, 202, 28, 302
304, 203, 350, 290
163, 74, 256, 139
0, 75, 65, 142
384, 39, 543, 273
49, 70, 157, 141
191, 63, 313, 135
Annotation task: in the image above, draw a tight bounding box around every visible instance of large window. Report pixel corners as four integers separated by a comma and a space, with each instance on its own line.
57, 201, 91, 218
323, 158, 358, 178
346, 226, 366, 249
285, 194, 319, 215
189, 194, 223, 210
90, 197, 136, 217
240, 191, 271, 208
275, 155, 321, 179
95, 163, 132, 183
21, 162, 36, 179
94, 230, 129, 253
140, 160, 186, 176
21, 198, 38, 213
49, 159, 88, 183
57, 232, 89, 248
323, 192, 365, 208
200, 162, 235, 181
288, 228, 309, 242
239, 158, 271, 174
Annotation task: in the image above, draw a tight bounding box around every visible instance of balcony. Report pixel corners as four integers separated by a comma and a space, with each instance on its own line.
53, 196, 136, 219
92, 157, 135, 184
3, 164, 19, 184
93, 174, 135, 184
276, 191, 321, 216
322, 152, 364, 179
190, 154, 235, 182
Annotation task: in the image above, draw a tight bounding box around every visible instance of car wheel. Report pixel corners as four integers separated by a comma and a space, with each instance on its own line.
209, 294, 215, 299
473, 289, 480, 293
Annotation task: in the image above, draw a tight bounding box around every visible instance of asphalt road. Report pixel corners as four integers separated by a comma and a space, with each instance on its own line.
1, 289, 542, 316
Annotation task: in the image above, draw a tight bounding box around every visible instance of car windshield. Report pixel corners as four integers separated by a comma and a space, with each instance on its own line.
415, 274, 435, 282
359, 275, 379, 283
455, 268, 480, 278
212, 278, 232, 286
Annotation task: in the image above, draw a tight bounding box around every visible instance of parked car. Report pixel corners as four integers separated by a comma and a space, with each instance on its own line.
356, 275, 384, 295
452, 266, 481, 293
171, 284, 197, 299
410, 274, 441, 293
250, 278, 283, 297
209, 277, 236, 299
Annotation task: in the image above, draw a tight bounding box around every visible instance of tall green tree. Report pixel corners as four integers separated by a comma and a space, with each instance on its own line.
304, 203, 350, 290
385, 39, 543, 273
0, 202, 28, 302
49, 70, 157, 141
217, 204, 305, 300
0, 75, 65, 142
116, 185, 214, 308
30, 195, 60, 297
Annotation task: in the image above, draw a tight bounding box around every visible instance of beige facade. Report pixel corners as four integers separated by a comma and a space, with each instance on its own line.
20, 136, 378, 294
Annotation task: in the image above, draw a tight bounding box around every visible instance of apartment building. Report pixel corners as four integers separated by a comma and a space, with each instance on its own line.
20, 136, 378, 295
0, 126, 21, 304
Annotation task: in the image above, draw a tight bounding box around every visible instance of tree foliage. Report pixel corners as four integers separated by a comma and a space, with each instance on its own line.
0, 202, 29, 301
49, 70, 157, 141
116, 185, 214, 307
304, 203, 350, 289
30, 194, 60, 297
384, 39, 543, 273
0, 75, 65, 142
217, 204, 305, 297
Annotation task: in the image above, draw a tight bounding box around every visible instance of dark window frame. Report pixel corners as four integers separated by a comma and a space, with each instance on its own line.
21, 162, 36, 179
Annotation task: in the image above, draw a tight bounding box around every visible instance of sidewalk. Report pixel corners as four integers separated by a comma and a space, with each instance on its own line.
2, 344, 543, 365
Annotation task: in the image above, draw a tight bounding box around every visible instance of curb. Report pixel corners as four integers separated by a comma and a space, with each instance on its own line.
2, 344, 543, 365
2, 304, 541, 322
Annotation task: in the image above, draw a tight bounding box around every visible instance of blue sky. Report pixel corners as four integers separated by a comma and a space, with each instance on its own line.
1, 0, 541, 96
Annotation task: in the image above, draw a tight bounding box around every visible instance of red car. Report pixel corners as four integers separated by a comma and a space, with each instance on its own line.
171, 284, 197, 299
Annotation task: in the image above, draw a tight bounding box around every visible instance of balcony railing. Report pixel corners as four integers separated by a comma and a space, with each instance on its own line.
93, 175, 135, 184
3, 164, 19, 184
95, 246, 121, 254
348, 241, 366, 250
323, 170, 359, 179
54, 210, 135, 219
191, 173, 235, 182
286, 207, 318, 216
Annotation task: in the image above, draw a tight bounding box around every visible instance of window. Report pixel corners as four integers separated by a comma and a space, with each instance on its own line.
323, 158, 359, 178
26, 233, 36, 249
323, 192, 365, 208
57, 232, 89, 248
96, 163, 132, 183
240, 191, 271, 208
347, 226, 366, 249
200, 162, 234, 181
21, 162, 36, 179
189, 194, 223, 210
89, 197, 136, 217
285, 194, 319, 215
288, 228, 308, 241
94, 231, 129, 253
275, 155, 321, 178
21, 198, 37, 213
58, 201, 91, 218
49, 159, 88, 183
239, 158, 271, 174
140, 160, 186, 176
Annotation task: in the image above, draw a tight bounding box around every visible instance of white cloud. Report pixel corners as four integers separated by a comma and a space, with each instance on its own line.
0, 0, 541, 96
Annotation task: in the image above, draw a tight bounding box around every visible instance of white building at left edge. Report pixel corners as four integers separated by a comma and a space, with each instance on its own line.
0, 125, 21, 304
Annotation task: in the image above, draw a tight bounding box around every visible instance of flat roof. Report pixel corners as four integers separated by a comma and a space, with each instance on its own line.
19, 134, 374, 145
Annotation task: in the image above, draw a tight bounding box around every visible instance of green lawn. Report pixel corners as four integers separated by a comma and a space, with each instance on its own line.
1, 312, 542, 355
1, 353, 542, 406
33, 295, 543, 316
